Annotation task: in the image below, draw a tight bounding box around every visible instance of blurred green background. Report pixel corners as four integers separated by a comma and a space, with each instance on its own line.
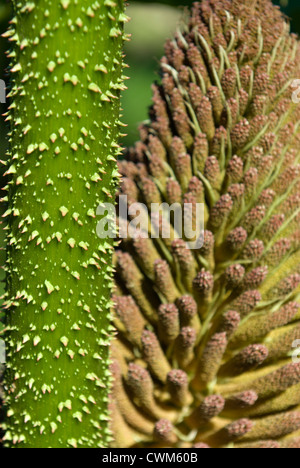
0, 0, 299, 329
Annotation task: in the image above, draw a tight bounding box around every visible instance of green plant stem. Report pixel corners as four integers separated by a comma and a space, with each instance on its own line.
2, 0, 126, 448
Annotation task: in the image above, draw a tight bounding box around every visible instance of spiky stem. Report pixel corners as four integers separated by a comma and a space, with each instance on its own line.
2, 0, 126, 448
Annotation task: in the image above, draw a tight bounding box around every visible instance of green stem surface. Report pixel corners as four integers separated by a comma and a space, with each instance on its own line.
2, 0, 125, 448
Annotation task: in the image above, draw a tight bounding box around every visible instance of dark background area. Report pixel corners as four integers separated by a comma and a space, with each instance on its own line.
0, 0, 299, 327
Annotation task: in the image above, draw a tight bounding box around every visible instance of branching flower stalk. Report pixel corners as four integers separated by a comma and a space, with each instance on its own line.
1, 0, 127, 448
112, 0, 300, 448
